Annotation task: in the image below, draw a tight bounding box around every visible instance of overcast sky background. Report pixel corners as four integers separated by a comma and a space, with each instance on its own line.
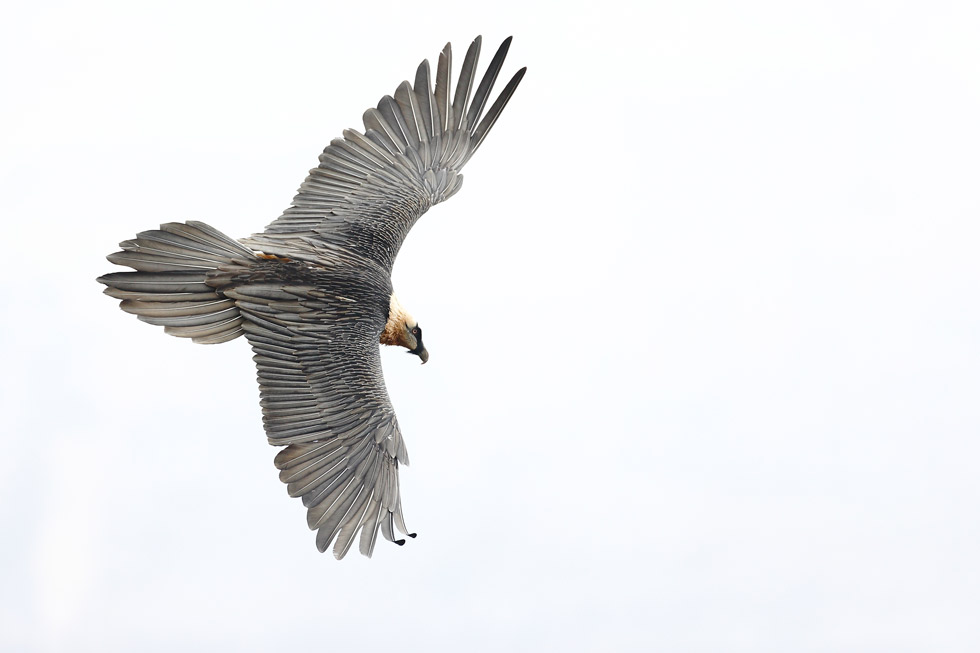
2, 1, 980, 651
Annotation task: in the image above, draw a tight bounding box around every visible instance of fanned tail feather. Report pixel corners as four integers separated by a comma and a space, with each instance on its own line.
98, 221, 255, 344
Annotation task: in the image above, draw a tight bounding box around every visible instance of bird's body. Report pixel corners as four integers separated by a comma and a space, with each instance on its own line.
97, 36, 525, 558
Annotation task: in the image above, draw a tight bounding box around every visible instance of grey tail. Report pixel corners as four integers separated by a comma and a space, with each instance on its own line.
97, 221, 255, 344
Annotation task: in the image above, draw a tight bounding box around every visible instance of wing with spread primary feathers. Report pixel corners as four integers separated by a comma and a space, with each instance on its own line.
222, 268, 413, 559
242, 36, 526, 272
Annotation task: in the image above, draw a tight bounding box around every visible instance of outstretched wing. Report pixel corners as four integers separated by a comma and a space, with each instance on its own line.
241, 36, 526, 272
223, 274, 412, 559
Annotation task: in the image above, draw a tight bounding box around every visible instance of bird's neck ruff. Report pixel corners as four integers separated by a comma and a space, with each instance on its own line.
381, 294, 414, 347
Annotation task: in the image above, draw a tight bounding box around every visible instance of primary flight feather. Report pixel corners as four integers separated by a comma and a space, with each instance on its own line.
98, 36, 526, 559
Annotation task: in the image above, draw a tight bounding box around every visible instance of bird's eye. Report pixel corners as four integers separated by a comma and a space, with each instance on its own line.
411, 328, 419, 335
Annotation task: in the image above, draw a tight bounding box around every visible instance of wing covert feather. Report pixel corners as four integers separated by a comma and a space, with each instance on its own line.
242, 36, 526, 272
227, 277, 412, 558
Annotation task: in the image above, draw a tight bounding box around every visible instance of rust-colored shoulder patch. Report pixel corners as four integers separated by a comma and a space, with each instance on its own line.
256, 253, 292, 262
380, 294, 414, 347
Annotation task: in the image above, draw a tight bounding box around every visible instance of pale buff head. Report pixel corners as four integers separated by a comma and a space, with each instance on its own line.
380, 294, 428, 363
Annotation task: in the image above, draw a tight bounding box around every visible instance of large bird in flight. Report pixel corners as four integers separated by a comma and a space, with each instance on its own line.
98, 36, 526, 559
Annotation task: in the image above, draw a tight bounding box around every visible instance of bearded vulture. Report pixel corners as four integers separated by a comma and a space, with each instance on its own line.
97, 37, 526, 559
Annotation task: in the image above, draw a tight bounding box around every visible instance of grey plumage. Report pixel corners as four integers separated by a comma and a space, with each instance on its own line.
98, 36, 525, 558
241, 35, 526, 269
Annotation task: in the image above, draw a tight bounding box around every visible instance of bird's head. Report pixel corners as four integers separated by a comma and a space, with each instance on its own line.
382, 294, 429, 364
403, 320, 428, 364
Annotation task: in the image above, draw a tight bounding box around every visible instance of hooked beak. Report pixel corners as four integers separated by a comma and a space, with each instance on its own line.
407, 346, 428, 364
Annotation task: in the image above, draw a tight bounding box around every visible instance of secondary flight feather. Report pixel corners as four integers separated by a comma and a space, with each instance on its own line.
98, 36, 526, 559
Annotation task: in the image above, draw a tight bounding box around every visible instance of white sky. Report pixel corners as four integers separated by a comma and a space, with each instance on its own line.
3, 1, 980, 651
